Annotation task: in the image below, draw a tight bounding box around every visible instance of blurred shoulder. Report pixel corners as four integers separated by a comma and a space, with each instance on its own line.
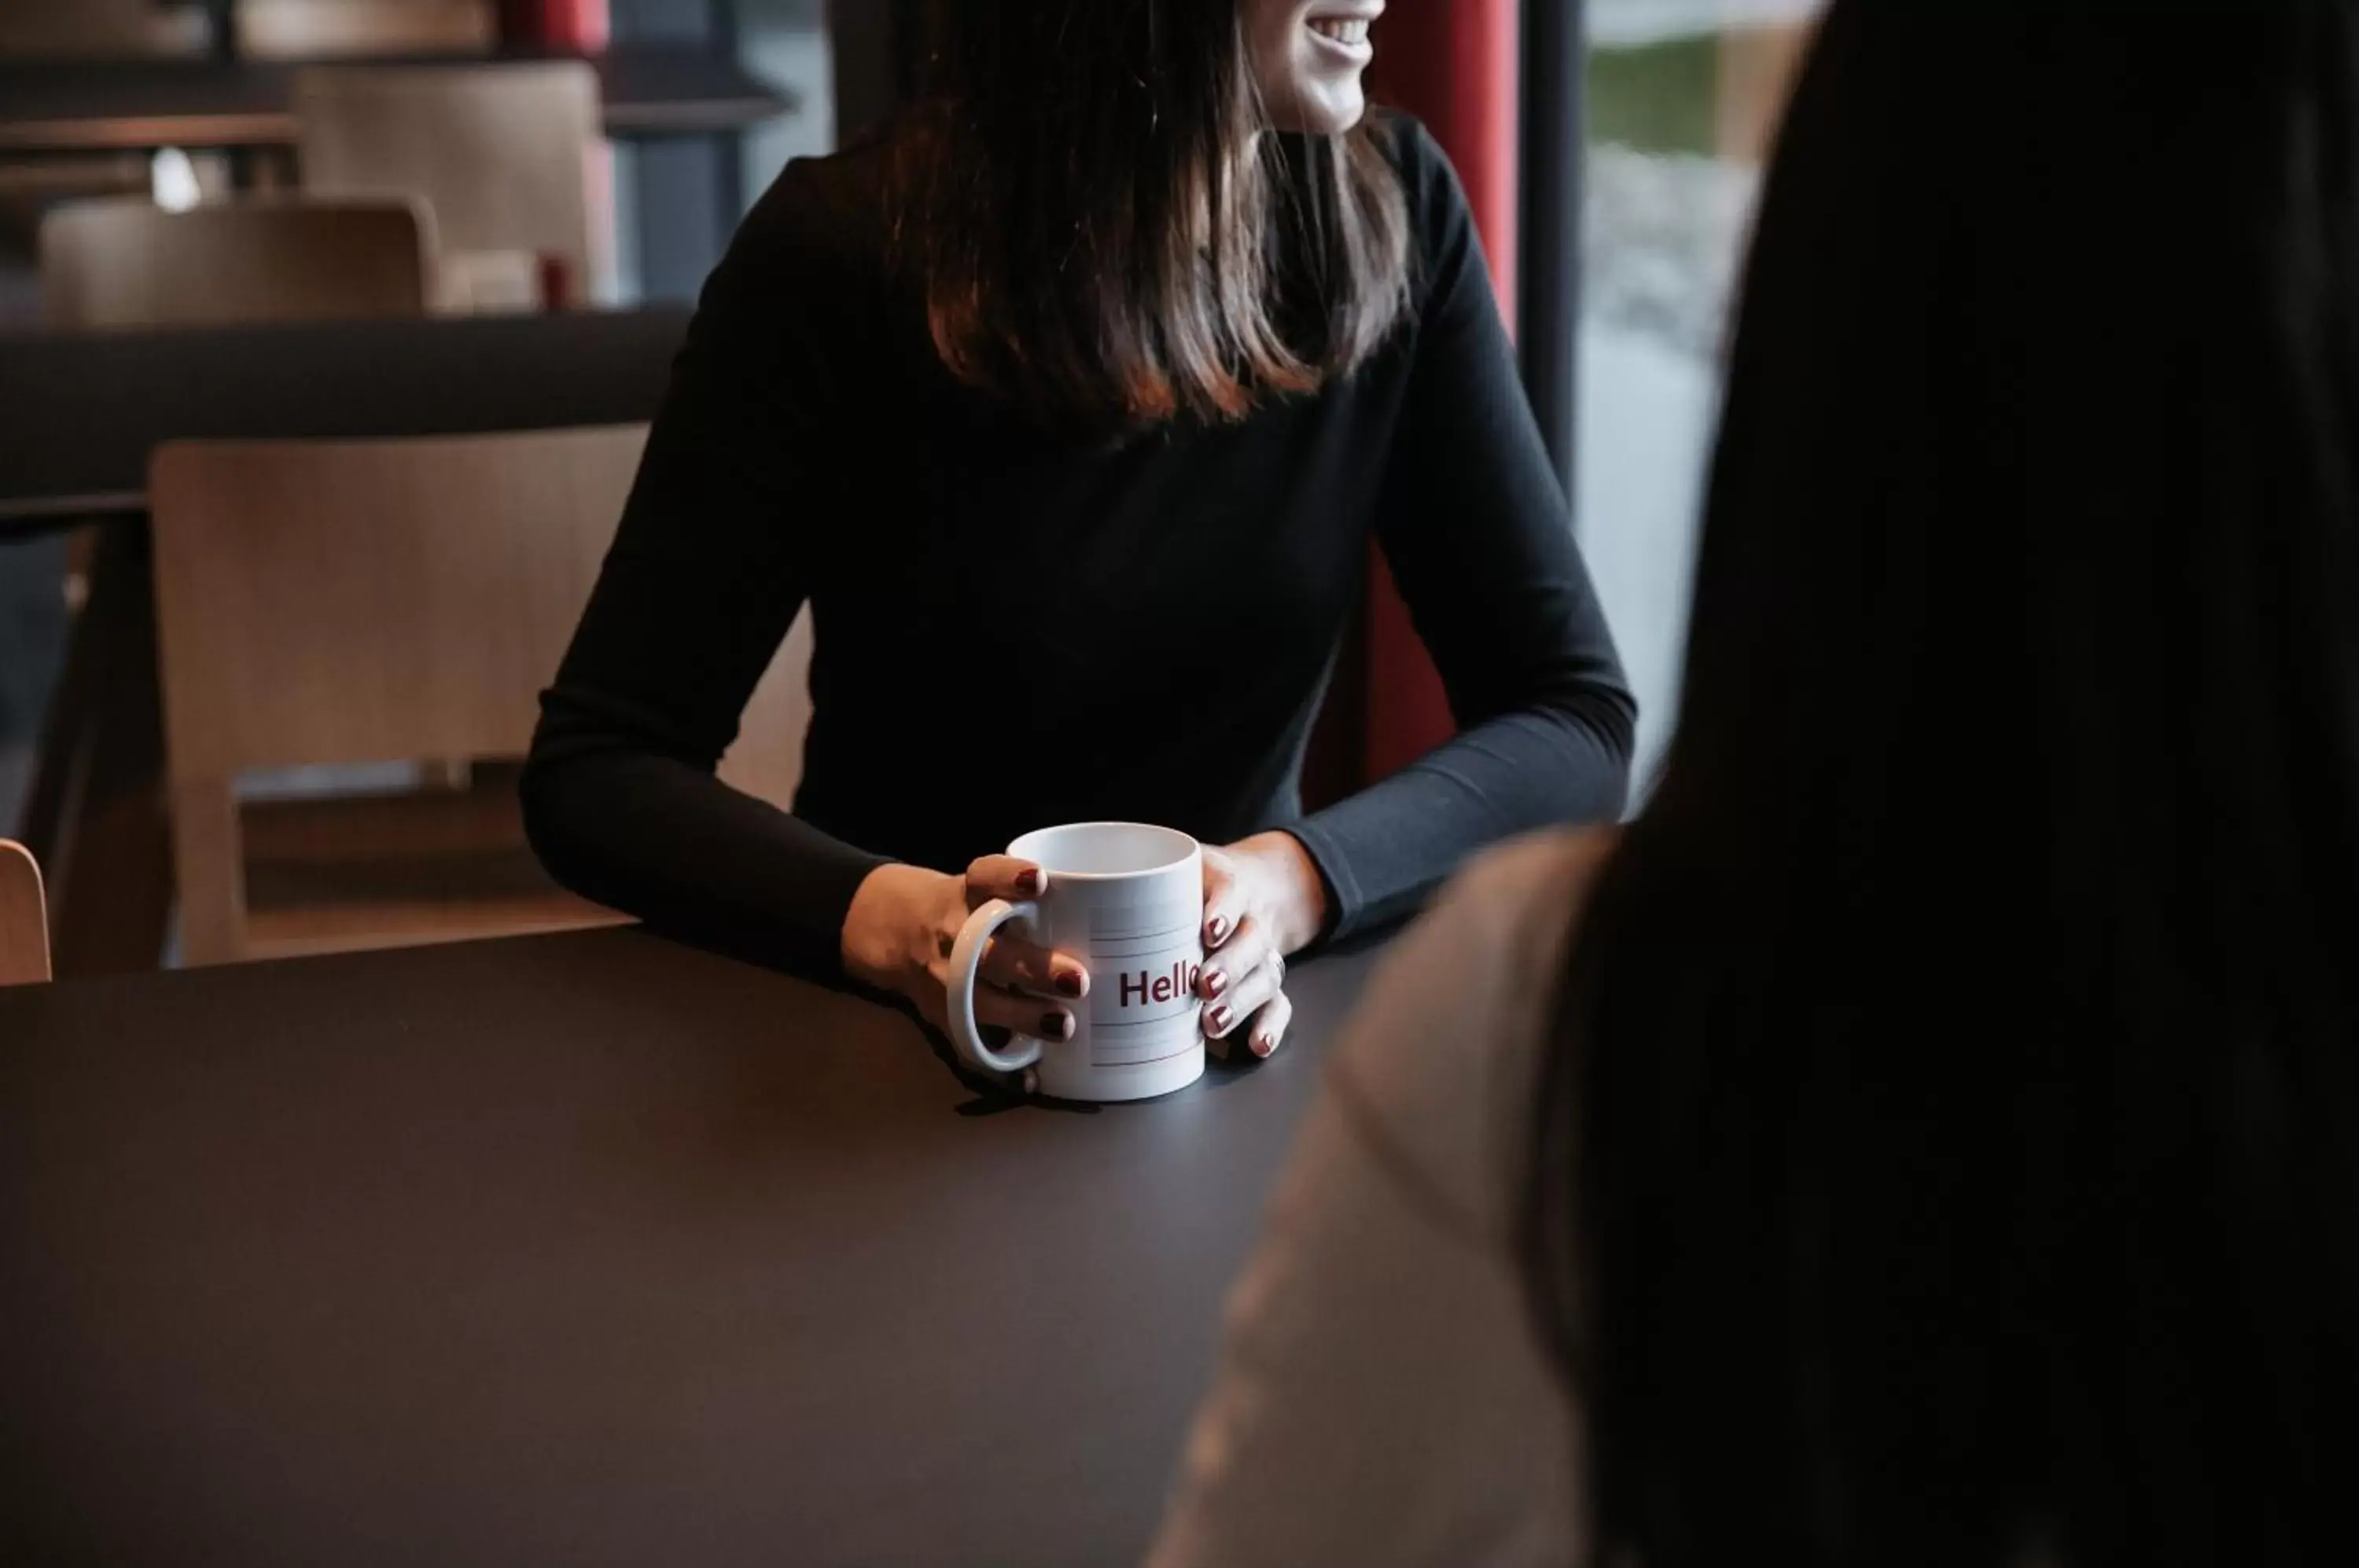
1443, 825, 1621, 937
1358, 826, 1618, 1058
1323, 827, 1620, 1236
727, 132, 897, 288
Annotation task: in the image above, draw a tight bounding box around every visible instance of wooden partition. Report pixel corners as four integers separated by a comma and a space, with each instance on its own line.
149, 425, 810, 964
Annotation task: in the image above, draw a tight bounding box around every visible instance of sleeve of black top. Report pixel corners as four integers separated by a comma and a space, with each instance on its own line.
1288, 121, 1638, 941
521, 174, 887, 977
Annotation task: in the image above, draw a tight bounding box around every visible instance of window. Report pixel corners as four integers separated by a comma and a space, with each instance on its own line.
1579, 0, 1820, 777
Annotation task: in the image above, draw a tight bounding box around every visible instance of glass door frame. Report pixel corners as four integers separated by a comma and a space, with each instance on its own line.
1518, 0, 1587, 520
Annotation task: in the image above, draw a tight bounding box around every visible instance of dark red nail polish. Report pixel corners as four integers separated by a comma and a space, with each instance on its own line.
1208, 915, 1229, 944
1204, 968, 1229, 998
1016, 870, 1042, 895
1055, 969, 1084, 998
1209, 1004, 1232, 1035
1041, 1011, 1069, 1040
937, 933, 955, 959
1252, 1035, 1274, 1058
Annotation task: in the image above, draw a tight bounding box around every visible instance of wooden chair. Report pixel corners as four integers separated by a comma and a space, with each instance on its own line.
237, 0, 495, 59
0, 841, 51, 987
147, 425, 811, 966
39, 195, 436, 330
293, 61, 609, 310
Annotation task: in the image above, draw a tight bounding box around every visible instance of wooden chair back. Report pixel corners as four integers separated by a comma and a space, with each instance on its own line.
294, 61, 605, 306
147, 425, 811, 964
237, 0, 495, 59
39, 195, 436, 330
0, 841, 51, 987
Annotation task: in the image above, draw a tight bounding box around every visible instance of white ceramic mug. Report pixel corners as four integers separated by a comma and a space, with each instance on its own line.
945, 823, 1206, 1102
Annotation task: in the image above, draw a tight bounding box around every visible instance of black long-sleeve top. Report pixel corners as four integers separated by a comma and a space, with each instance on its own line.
523, 116, 1635, 978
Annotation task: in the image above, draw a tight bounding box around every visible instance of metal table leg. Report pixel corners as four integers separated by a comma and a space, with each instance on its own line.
20, 521, 174, 977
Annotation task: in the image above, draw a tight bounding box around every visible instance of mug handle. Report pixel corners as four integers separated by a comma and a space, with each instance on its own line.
945, 898, 1045, 1074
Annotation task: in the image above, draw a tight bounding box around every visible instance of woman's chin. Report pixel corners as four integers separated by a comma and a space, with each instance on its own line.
1269, 78, 1369, 136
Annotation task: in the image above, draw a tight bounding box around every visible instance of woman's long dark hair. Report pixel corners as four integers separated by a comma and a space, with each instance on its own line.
893, 0, 1409, 436
1526, 3, 2359, 1565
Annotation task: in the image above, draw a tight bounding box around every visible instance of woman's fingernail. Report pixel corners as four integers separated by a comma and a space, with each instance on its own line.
1203, 967, 1229, 998
1015, 869, 1042, 895
1208, 1004, 1233, 1036
937, 933, 955, 959
1055, 968, 1085, 998
1207, 915, 1230, 944
1252, 1034, 1274, 1058
1040, 1011, 1071, 1040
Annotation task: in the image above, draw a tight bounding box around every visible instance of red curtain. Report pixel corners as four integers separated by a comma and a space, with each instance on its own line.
1374, 0, 1520, 314
1356, 1, 1521, 781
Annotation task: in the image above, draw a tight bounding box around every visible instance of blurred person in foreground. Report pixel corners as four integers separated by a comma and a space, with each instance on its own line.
521, 0, 1632, 1067
1150, 2, 2359, 1563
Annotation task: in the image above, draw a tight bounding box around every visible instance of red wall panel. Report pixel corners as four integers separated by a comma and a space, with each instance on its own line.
1360, 0, 1520, 779
1373, 0, 1520, 318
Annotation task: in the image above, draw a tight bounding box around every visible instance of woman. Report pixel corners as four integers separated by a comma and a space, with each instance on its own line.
1150, 1, 2359, 1562
520, 0, 1634, 1062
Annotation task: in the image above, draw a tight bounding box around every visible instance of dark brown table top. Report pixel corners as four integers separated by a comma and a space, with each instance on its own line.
0, 927, 1384, 1566
0, 46, 797, 154
0, 307, 690, 535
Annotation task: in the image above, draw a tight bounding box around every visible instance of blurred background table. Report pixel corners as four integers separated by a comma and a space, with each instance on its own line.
0, 927, 1381, 1567
0, 48, 795, 154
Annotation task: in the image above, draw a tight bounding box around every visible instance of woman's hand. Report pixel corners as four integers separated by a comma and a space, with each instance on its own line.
1196, 832, 1329, 1060
841, 857, 1089, 1081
